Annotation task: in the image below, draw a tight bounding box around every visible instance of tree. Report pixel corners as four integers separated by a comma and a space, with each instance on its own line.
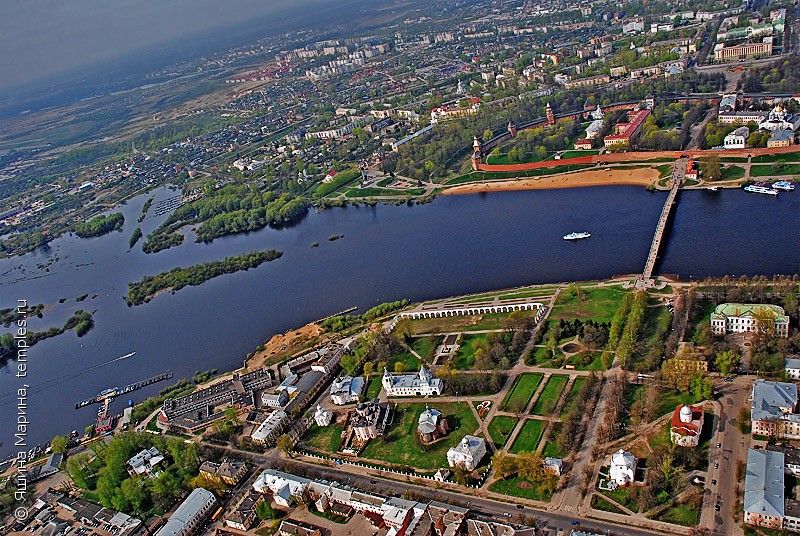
517, 451, 545, 483
66, 452, 91, 488
362, 361, 374, 379
50, 435, 68, 454
394, 361, 407, 374
714, 349, 740, 376
256, 500, 277, 520
394, 317, 413, 341
690, 374, 713, 402
340, 354, 360, 376
277, 434, 294, 457
699, 156, 721, 182
492, 451, 518, 478
482, 129, 494, 142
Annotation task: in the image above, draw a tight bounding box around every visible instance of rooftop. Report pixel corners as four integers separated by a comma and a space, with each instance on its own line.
744, 448, 784, 519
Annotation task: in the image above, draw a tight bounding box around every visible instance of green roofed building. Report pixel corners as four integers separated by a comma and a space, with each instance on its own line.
710, 303, 789, 338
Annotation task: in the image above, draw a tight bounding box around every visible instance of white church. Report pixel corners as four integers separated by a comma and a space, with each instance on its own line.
382, 365, 443, 397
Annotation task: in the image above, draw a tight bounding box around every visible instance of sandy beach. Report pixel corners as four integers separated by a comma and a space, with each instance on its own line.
442, 167, 661, 195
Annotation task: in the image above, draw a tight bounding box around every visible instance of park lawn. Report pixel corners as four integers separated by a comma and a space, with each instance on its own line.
531, 375, 569, 415
601, 486, 638, 513
302, 423, 343, 454
567, 351, 607, 371
560, 150, 599, 159
648, 423, 672, 451
500, 373, 544, 411
719, 165, 745, 181
541, 423, 565, 458
389, 351, 419, 373
749, 163, 800, 176
626, 386, 695, 424
719, 157, 749, 163
630, 302, 672, 369
562, 378, 586, 414
592, 495, 625, 514
450, 286, 558, 303
408, 311, 533, 334
751, 150, 800, 163
488, 415, 518, 447
654, 496, 702, 526
509, 419, 545, 454
486, 152, 545, 165
345, 187, 426, 197
489, 476, 554, 501
550, 286, 627, 323
657, 164, 672, 179
365, 376, 383, 399
497, 288, 557, 300
360, 403, 479, 470
410, 336, 442, 361
452, 333, 488, 369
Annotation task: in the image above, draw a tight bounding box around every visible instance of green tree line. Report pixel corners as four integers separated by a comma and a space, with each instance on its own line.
75, 213, 124, 238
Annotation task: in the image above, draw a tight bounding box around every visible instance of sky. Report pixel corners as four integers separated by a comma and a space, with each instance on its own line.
0, 0, 323, 89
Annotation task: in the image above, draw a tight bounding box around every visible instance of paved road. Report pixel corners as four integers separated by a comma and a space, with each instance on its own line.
701, 376, 751, 536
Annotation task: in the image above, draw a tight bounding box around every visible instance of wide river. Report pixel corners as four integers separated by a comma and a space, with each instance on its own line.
0, 186, 797, 457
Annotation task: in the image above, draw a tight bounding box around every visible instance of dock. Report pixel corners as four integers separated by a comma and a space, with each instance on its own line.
75, 371, 173, 409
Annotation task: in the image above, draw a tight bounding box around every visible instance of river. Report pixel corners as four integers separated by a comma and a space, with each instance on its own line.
0, 185, 797, 456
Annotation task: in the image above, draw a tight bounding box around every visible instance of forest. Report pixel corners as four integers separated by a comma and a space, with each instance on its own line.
74, 212, 124, 238
142, 186, 307, 253
126, 249, 283, 305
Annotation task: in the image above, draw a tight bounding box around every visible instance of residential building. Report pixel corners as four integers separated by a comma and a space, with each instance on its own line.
718, 111, 768, 125
670, 405, 705, 447
768, 129, 795, 148
719, 93, 738, 113
253, 469, 312, 507
584, 119, 604, 140
743, 449, 789, 530
199, 459, 247, 485
382, 366, 443, 397
224, 491, 263, 531
446, 435, 486, 471
786, 359, 800, 380
724, 126, 749, 149
603, 109, 650, 147
278, 519, 323, 536
574, 139, 593, 150
126, 447, 165, 477
710, 303, 789, 337
609, 449, 637, 486
251, 410, 289, 445
261, 390, 289, 408
29, 453, 63, 482
155, 488, 217, 536
330, 375, 365, 405
751, 380, 800, 439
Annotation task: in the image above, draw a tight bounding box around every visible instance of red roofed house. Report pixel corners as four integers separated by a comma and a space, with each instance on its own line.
574, 139, 593, 150
670, 404, 704, 447
603, 109, 650, 148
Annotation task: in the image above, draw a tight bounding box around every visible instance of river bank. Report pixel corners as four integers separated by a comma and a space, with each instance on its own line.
441, 168, 661, 195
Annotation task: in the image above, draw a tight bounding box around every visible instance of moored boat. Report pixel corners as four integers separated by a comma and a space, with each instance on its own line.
773, 180, 795, 191
563, 231, 591, 240
743, 185, 779, 196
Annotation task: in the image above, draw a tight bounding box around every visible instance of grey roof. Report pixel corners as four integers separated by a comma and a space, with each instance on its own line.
744, 448, 784, 519
156, 488, 216, 536
771, 129, 794, 141
752, 379, 798, 422
786, 358, 800, 370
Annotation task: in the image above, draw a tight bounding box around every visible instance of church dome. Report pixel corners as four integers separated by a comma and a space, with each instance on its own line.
679, 405, 693, 423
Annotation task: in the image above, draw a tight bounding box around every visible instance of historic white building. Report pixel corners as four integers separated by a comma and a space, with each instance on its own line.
382, 366, 443, 397
609, 449, 637, 487
446, 435, 486, 471
329, 375, 364, 405
724, 126, 749, 149
670, 405, 705, 447
760, 106, 800, 132
710, 303, 789, 338
314, 404, 333, 427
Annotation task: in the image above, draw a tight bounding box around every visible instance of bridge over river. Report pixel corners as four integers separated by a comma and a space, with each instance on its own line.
636, 156, 688, 289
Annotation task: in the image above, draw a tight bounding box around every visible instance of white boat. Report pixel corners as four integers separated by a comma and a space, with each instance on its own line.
706, 186, 718, 191
744, 185, 779, 196
563, 232, 591, 240
773, 181, 795, 191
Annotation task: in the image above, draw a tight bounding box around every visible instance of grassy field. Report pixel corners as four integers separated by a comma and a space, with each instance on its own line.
452, 333, 487, 369
509, 419, 545, 454
500, 373, 544, 411
601, 486, 638, 513
302, 423, 344, 453
446, 164, 596, 185
365, 376, 382, 399
531, 375, 569, 415
360, 402, 479, 470
409, 311, 535, 334
410, 336, 441, 361
550, 286, 627, 324
488, 415, 518, 447
653, 497, 702, 526
541, 423, 565, 458
389, 351, 420, 373
591, 494, 625, 514
751, 151, 800, 163
345, 187, 426, 197
489, 475, 554, 501
449, 286, 558, 303
626, 385, 696, 424
562, 378, 586, 414
749, 163, 800, 176
560, 150, 599, 159
567, 351, 607, 371
719, 165, 745, 181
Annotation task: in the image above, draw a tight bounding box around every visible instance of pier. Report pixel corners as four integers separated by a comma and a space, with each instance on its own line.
75, 371, 174, 409
637, 157, 687, 288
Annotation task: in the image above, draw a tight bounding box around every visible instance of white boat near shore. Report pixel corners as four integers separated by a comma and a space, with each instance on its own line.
744, 185, 779, 196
